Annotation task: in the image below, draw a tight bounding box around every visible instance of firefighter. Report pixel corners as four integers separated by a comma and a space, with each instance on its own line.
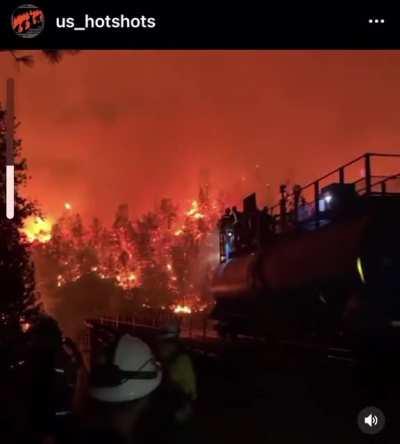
75, 334, 163, 444
156, 319, 197, 441
23, 314, 83, 443
220, 207, 233, 228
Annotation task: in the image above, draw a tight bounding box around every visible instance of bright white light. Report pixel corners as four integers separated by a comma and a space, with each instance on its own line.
324, 194, 333, 203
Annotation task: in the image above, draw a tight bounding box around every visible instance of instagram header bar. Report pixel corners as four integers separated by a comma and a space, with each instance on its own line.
0, 4, 398, 49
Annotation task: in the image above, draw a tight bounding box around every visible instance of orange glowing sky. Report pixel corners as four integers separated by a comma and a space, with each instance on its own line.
1, 50, 400, 222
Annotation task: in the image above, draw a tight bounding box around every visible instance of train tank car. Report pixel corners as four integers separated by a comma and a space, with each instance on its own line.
210, 153, 400, 351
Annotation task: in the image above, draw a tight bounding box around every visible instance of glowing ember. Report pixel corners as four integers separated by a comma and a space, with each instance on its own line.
21, 322, 31, 333
173, 304, 192, 314
57, 274, 65, 288
64, 202, 72, 210
22, 216, 52, 243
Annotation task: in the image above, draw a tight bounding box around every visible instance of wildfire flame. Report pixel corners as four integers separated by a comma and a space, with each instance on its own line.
173, 304, 192, 314
22, 216, 53, 243
186, 200, 204, 219
30, 192, 221, 309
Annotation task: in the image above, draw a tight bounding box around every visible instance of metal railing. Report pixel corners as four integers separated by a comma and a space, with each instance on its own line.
86, 312, 217, 340
269, 153, 400, 230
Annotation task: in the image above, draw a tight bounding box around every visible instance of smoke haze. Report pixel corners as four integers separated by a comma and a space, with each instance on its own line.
1, 51, 400, 221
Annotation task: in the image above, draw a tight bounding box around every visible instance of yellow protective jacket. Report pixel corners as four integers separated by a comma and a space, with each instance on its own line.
168, 353, 197, 401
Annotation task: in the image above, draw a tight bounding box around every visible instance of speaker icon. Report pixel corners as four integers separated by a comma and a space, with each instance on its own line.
364, 414, 378, 428
358, 407, 385, 435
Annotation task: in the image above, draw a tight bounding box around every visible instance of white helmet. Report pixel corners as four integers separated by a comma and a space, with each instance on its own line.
89, 334, 162, 403
159, 319, 181, 339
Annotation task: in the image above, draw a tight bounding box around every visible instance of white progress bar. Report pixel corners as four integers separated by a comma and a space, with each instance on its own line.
6, 165, 14, 219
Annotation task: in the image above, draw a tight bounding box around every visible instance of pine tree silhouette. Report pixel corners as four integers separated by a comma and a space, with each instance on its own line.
0, 105, 39, 346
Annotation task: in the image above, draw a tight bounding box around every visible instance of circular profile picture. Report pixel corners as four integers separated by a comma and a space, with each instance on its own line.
11, 4, 45, 38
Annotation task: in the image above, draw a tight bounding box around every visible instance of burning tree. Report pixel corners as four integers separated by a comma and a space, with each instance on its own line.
171, 185, 222, 306
0, 104, 39, 343
131, 207, 174, 306
28, 183, 224, 324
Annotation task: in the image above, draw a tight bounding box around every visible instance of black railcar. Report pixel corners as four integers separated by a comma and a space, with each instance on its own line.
211, 153, 400, 352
